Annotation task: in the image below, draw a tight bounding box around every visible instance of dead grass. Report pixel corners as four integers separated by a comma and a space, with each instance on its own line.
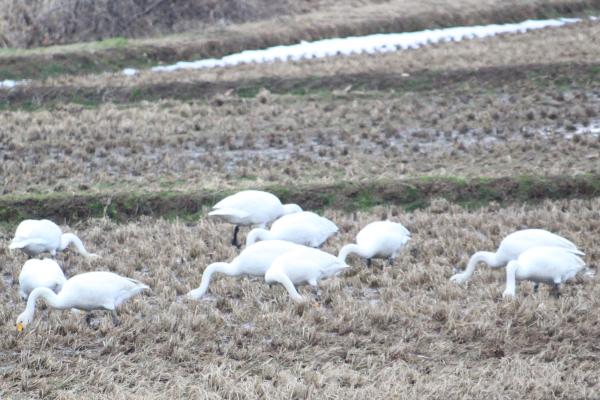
0, 198, 599, 398
0, 76, 599, 195
44, 19, 600, 89
0, 0, 598, 81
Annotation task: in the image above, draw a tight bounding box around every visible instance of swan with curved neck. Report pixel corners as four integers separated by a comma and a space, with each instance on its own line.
16, 271, 149, 331
338, 220, 410, 267
9, 219, 99, 258
265, 247, 349, 303
208, 190, 302, 248
18, 258, 67, 300
246, 211, 338, 247
450, 229, 582, 284
187, 240, 305, 299
502, 246, 590, 298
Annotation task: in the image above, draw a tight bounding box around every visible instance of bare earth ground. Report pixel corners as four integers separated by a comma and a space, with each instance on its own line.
1, 1, 600, 398
0, 199, 599, 399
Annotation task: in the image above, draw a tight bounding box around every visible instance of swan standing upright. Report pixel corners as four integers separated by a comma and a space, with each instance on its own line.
208, 190, 302, 248
16, 271, 149, 331
18, 258, 67, 300
503, 246, 591, 298
450, 229, 582, 284
338, 220, 411, 267
9, 219, 99, 258
265, 247, 349, 303
246, 211, 338, 247
187, 240, 305, 300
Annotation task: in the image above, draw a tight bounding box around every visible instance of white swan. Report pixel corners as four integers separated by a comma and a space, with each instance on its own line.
18, 258, 67, 300
265, 247, 349, 303
16, 271, 149, 331
187, 240, 305, 299
338, 220, 411, 267
9, 219, 99, 258
246, 211, 338, 247
450, 229, 582, 284
208, 190, 302, 248
503, 246, 590, 298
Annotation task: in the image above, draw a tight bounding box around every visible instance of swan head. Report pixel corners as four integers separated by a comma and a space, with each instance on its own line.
449, 271, 469, 284
282, 204, 302, 215
16, 311, 33, 332
186, 288, 205, 300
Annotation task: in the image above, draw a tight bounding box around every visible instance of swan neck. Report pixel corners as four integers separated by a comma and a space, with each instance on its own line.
246, 228, 271, 246
277, 273, 304, 302
462, 251, 499, 279
60, 233, 93, 256
194, 262, 239, 297
504, 261, 518, 296
28, 287, 65, 312
338, 243, 372, 262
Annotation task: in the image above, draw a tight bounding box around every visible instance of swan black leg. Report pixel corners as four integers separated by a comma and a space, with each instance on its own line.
553, 283, 561, 299
388, 257, 395, 267
231, 226, 241, 248
85, 313, 93, 326
533, 283, 539, 293
111, 310, 120, 326
366, 258, 372, 268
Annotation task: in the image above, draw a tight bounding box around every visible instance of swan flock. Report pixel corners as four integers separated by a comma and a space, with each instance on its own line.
8, 190, 592, 331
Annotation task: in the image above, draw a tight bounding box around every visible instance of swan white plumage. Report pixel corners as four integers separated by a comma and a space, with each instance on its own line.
18, 258, 67, 300
338, 220, 411, 267
265, 247, 349, 303
208, 190, 302, 248
245, 211, 338, 247
187, 240, 305, 299
502, 246, 591, 298
9, 219, 99, 258
16, 271, 149, 331
450, 229, 582, 284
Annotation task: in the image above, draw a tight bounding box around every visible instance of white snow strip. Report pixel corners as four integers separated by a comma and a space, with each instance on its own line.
122, 68, 138, 76
150, 17, 591, 73
0, 79, 19, 88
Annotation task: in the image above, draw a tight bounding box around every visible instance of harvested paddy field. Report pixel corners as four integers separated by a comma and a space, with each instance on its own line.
2, 1, 600, 398
1, 199, 599, 399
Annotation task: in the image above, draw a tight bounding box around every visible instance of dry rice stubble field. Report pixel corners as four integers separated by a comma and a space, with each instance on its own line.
1, 198, 599, 398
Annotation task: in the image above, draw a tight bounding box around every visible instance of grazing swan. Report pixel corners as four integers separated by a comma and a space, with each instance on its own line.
503, 246, 591, 298
9, 219, 99, 258
450, 229, 582, 284
187, 240, 305, 300
246, 211, 338, 247
338, 220, 411, 267
265, 247, 349, 303
18, 258, 67, 300
208, 190, 302, 248
16, 271, 149, 331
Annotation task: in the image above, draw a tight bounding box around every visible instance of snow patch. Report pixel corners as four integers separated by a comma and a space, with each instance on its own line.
150, 17, 590, 73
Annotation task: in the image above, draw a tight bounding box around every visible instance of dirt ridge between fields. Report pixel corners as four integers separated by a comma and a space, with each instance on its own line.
1, 0, 599, 80
1, 62, 599, 110
0, 174, 598, 225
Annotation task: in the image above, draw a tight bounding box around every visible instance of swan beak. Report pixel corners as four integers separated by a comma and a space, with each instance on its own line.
16, 322, 23, 332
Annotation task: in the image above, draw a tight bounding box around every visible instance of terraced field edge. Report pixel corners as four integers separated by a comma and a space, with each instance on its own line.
0, 174, 598, 226
1, 0, 599, 80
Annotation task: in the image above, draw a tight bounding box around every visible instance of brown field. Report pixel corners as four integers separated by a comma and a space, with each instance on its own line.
1, 2, 600, 398
1, 199, 599, 399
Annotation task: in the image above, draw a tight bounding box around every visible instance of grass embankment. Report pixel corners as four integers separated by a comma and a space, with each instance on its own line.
1, 63, 599, 110
1, 175, 598, 226
0, 0, 599, 80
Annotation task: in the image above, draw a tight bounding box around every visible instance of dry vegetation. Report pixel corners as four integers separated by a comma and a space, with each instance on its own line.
1, 78, 599, 195
1, 2, 600, 398
0, 0, 596, 49
42, 19, 600, 89
0, 199, 599, 399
